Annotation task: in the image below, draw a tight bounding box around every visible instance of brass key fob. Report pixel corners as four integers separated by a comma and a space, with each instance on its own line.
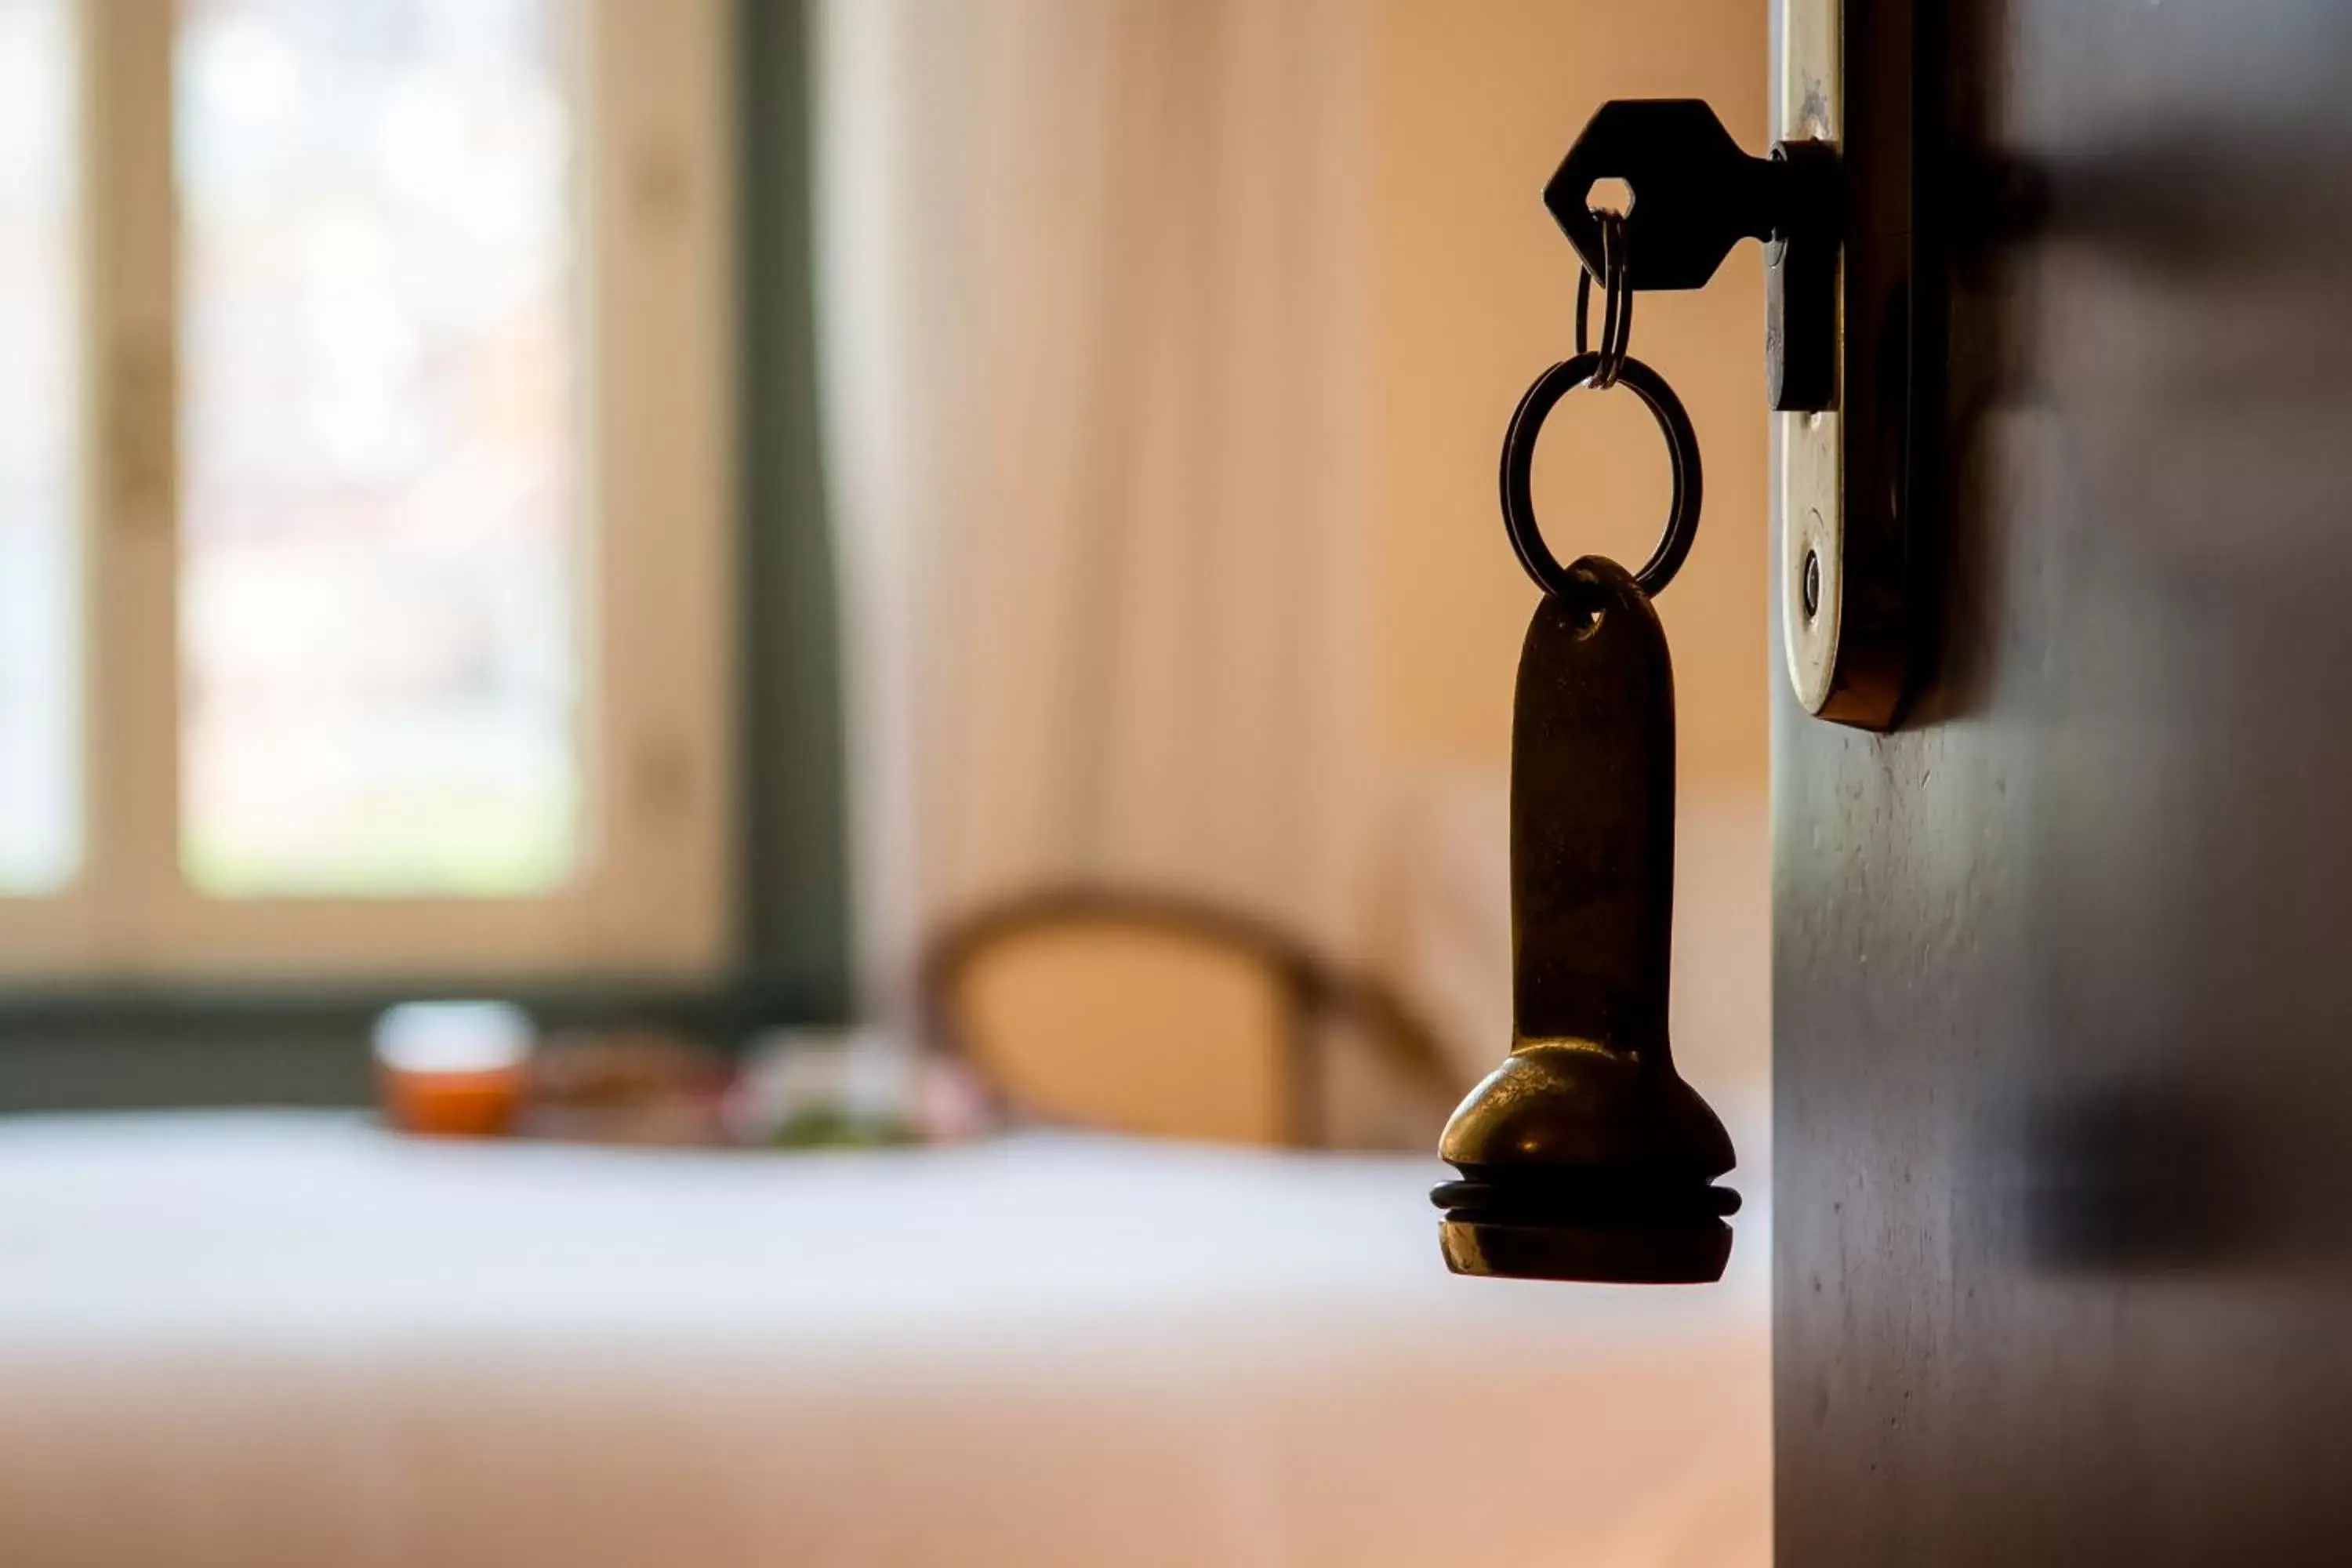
1432, 557, 1739, 1283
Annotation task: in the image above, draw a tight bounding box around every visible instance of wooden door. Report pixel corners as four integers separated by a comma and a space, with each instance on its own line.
1777, 3, 2352, 1562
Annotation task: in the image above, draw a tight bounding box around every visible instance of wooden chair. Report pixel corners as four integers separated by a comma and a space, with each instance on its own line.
918, 887, 1462, 1148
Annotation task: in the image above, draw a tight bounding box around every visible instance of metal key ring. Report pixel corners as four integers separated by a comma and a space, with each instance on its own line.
1573, 210, 1633, 390
1499, 351, 1703, 605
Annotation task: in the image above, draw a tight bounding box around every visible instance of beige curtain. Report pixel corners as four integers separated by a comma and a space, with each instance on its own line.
815, 0, 1375, 1014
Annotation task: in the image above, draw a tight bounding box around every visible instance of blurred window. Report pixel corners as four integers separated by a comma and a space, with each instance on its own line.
0, 0, 81, 895
0, 0, 732, 979
179, 0, 581, 896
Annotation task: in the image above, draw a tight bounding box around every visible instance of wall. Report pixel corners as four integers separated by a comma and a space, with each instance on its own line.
1371, 0, 1769, 785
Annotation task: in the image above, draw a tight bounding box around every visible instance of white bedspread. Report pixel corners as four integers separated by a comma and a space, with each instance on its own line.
0, 1113, 1768, 1568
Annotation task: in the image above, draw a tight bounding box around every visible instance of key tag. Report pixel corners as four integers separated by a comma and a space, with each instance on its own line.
1432, 215, 1741, 1284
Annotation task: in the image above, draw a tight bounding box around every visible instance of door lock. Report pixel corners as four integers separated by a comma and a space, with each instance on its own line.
1537, 75, 1922, 732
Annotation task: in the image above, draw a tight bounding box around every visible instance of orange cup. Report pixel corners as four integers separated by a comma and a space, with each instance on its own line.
372, 1001, 535, 1138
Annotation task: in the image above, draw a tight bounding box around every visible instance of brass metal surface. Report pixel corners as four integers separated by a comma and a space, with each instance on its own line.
1777, 0, 1850, 717
1774, 0, 1929, 728
1432, 559, 1737, 1283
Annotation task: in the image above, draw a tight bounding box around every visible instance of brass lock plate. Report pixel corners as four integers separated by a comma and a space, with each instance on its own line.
1773, 0, 1926, 729
1777, 0, 1846, 717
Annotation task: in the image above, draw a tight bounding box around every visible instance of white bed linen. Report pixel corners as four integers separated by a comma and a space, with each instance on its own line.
0, 1113, 1767, 1568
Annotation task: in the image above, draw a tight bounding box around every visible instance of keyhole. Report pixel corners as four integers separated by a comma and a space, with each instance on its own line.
1802, 549, 1822, 619
1584, 176, 1635, 217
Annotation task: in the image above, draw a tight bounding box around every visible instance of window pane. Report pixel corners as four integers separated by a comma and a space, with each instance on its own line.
176, 0, 580, 896
0, 0, 81, 895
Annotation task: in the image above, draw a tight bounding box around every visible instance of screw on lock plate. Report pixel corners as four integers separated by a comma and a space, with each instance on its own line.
1542, 99, 1839, 412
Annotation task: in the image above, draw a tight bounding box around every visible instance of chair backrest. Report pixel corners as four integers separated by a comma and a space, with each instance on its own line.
919, 887, 1460, 1147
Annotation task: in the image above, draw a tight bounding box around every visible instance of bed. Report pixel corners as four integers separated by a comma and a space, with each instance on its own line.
0, 1110, 1768, 1568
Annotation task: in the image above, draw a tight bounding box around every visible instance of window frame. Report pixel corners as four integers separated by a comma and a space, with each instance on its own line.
0, 0, 737, 985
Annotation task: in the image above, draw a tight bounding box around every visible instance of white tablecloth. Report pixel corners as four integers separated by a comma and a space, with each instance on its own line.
0, 1112, 1768, 1568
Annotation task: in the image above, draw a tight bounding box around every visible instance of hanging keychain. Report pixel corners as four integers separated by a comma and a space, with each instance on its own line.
1432, 212, 1742, 1285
